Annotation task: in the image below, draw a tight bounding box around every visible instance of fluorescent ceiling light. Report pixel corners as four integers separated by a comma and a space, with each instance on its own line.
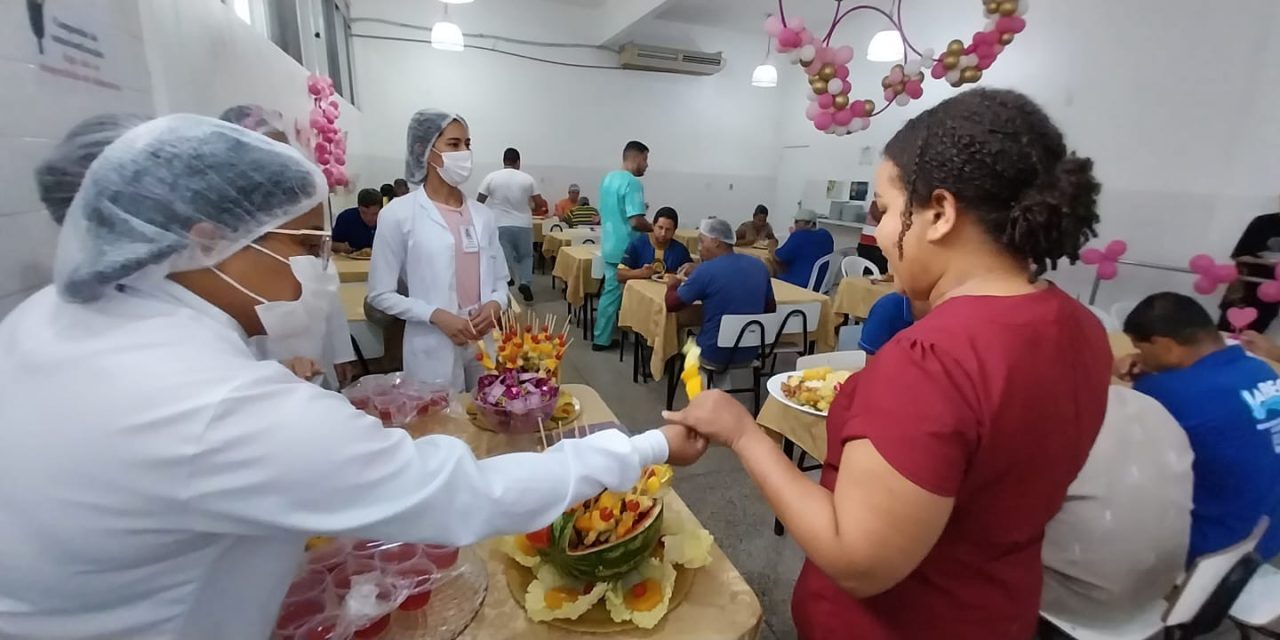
431, 20, 465, 51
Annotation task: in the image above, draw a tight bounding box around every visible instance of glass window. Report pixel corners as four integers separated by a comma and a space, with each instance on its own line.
323, 0, 356, 104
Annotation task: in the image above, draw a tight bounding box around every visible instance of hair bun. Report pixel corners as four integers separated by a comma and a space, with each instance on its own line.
1005, 154, 1101, 276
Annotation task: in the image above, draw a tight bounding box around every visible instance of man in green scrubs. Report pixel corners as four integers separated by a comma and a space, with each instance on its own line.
592, 140, 653, 351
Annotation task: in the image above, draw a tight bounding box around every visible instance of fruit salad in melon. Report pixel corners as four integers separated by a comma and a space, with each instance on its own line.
545, 464, 672, 581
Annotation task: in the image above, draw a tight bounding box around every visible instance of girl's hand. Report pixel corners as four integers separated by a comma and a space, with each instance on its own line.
661, 390, 757, 450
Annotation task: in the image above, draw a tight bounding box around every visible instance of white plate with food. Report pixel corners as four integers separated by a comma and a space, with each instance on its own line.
766, 367, 854, 417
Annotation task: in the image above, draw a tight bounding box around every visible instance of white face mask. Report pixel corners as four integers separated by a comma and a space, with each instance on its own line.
212, 244, 335, 367
430, 149, 473, 186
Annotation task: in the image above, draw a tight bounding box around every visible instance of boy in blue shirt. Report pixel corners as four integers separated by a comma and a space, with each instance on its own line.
774, 209, 835, 289
666, 218, 775, 367
618, 207, 692, 283
1118, 292, 1280, 563
332, 188, 382, 253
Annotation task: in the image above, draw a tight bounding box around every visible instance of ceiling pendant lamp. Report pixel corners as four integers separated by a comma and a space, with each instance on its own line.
432, 3, 464, 51
866, 29, 904, 62
751, 23, 777, 88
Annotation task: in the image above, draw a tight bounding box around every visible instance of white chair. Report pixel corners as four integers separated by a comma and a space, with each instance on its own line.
1041, 517, 1270, 640
581, 253, 605, 340
841, 255, 882, 278
548, 222, 565, 233
806, 253, 838, 295
1110, 300, 1140, 330
1230, 563, 1280, 635
665, 312, 781, 412
769, 302, 824, 370
1086, 305, 1119, 332
797, 350, 867, 372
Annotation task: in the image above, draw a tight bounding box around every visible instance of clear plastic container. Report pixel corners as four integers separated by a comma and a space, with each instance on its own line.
472, 393, 558, 434
342, 373, 452, 428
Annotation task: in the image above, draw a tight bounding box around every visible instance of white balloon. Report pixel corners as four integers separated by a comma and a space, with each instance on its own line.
985, 17, 998, 31
895, 93, 910, 106
825, 125, 838, 134
826, 78, 845, 95
921, 47, 935, 61
946, 68, 961, 84
835, 128, 847, 137
798, 44, 817, 64
861, 117, 871, 131
961, 54, 979, 68
1016, 0, 1029, 16
806, 91, 818, 102
789, 49, 803, 64
905, 59, 922, 75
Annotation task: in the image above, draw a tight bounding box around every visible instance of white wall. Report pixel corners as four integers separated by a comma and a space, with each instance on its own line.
350, 0, 782, 228
0, 0, 153, 316
768, 0, 1280, 313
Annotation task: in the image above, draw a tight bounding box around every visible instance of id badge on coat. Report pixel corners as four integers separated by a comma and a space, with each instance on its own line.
460, 225, 480, 253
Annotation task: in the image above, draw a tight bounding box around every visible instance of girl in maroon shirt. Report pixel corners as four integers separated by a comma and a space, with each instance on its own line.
664, 88, 1112, 639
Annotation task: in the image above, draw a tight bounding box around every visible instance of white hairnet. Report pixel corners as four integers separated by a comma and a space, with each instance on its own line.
699, 217, 734, 245
35, 113, 151, 226
404, 108, 466, 185
218, 104, 286, 139
55, 114, 327, 303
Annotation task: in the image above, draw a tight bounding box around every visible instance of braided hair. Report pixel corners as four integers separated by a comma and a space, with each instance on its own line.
883, 88, 1101, 277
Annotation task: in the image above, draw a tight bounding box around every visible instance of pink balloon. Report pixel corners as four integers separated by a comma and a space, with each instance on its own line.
333, 152, 346, 166
1104, 240, 1127, 259
805, 59, 825, 76
965, 43, 977, 55
832, 108, 854, 127
1212, 264, 1239, 283
322, 166, 336, 181
805, 101, 822, 121
314, 142, 330, 157
333, 135, 346, 152
1192, 276, 1217, 295
832, 45, 855, 66
813, 112, 834, 130
975, 43, 995, 59
321, 130, 337, 144
834, 64, 849, 80
799, 29, 814, 46
812, 45, 831, 63
790, 16, 804, 29
1080, 247, 1104, 265
883, 88, 897, 102
1188, 254, 1215, 275
887, 67, 905, 84
777, 29, 801, 49
993, 44, 1005, 55
1227, 306, 1260, 329
328, 99, 340, 112
309, 115, 326, 131
817, 94, 835, 109
977, 56, 995, 70
931, 63, 948, 79
1260, 282, 1280, 303
1096, 262, 1118, 281
973, 30, 996, 46
764, 15, 785, 36
997, 16, 1027, 33
310, 106, 324, 120
905, 80, 924, 99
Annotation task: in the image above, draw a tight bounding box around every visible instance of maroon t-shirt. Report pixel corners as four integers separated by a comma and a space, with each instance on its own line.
792, 285, 1111, 639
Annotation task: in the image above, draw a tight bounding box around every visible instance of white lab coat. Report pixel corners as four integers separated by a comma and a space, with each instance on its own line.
367, 188, 509, 390
0, 282, 667, 640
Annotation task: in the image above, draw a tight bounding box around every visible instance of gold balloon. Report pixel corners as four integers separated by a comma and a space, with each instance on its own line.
942, 54, 960, 70
863, 100, 876, 116
946, 39, 966, 56
811, 78, 829, 94
985, 1, 1000, 14
833, 94, 850, 110
961, 67, 982, 83
818, 64, 837, 81
998, 0, 1018, 16
1000, 32, 1016, 45
881, 75, 894, 89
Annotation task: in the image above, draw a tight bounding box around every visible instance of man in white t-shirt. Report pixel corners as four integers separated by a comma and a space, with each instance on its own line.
478, 147, 546, 302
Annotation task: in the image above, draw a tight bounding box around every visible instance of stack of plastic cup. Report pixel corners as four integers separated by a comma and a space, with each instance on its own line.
375, 544, 439, 612
420, 544, 459, 571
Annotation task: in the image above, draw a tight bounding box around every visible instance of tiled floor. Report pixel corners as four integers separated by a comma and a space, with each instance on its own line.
523, 274, 807, 640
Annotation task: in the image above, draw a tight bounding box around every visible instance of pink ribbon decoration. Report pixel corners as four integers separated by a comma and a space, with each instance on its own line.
1188, 254, 1239, 296
1080, 240, 1127, 281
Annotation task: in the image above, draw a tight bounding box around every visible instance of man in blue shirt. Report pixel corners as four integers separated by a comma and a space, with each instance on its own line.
666, 218, 775, 368
774, 208, 835, 289
618, 207, 692, 283
332, 188, 382, 253
858, 291, 917, 355
1118, 292, 1280, 563
592, 140, 654, 351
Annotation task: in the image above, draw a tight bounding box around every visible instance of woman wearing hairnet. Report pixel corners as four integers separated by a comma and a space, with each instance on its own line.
367, 109, 508, 390
0, 115, 707, 639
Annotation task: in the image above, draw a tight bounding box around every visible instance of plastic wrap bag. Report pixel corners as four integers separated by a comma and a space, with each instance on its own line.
342, 373, 459, 428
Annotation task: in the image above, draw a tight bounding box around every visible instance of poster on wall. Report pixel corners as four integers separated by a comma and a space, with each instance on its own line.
26, 0, 123, 92
849, 181, 869, 201
825, 180, 848, 200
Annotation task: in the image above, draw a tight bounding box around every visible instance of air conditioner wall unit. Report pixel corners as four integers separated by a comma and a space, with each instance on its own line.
618, 43, 724, 76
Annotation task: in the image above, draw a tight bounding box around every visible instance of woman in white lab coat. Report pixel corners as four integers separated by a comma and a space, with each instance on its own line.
368, 109, 508, 391
0, 115, 705, 640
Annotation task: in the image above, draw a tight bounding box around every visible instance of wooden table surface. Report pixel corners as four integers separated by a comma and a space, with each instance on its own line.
334, 255, 372, 284
403, 385, 763, 640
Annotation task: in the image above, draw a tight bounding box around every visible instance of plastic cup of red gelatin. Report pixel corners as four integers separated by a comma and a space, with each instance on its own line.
305, 539, 351, 574
274, 598, 328, 638
375, 545, 438, 611
349, 539, 390, 560
295, 614, 342, 640
331, 557, 381, 598
353, 613, 391, 639
421, 544, 459, 570
283, 568, 330, 604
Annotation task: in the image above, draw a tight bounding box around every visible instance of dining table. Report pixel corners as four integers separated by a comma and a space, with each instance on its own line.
333, 254, 372, 284
398, 384, 764, 640
542, 228, 601, 259
617, 278, 836, 382
830, 276, 896, 321
673, 229, 700, 255
551, 244, 601, 308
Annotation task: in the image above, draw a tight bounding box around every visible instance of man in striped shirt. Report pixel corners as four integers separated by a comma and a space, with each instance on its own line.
567, 197, 600, 227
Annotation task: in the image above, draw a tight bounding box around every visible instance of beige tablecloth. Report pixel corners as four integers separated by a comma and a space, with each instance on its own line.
619, 278, 836, 380
552, 245, 601, 307
831, 276, 895, 320
532, 217, 559, 244
542, 229, 601, 258
402, 385, 763, 640
674, 229, 700, 254
756, 396, 828, 462
736, 246, 780, 277
334, 255, 371, 284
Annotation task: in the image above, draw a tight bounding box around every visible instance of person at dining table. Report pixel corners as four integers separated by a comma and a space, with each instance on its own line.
393, 178, 410, 198
555, 183, 581, 220
0, 114, 709, 640
331, 187, 382, 254
566, 196, 600, 227
857, 291, 929, 356
666, 217, 775, 369
662, 88, 1112, 639
1115, 291, 1280, 564
618, 206, 692, 283
735, 204, 777, 247
774, 208, 834, 288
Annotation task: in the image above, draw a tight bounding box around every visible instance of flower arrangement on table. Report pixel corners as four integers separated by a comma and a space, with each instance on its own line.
470, 311, 575, 433
498, 464, 715, 629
